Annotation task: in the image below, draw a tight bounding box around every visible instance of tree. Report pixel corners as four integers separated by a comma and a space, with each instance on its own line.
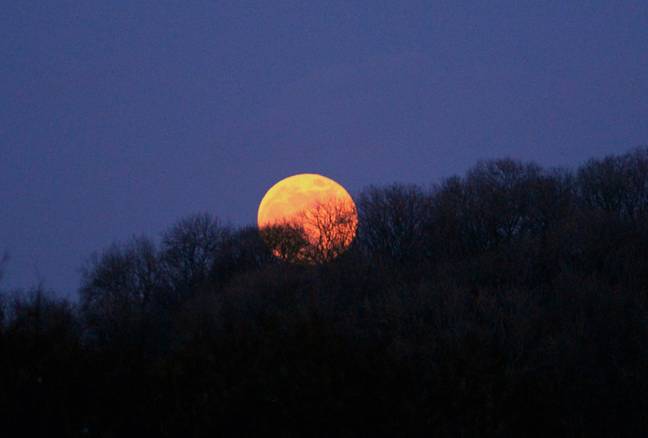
623, 147, 648, 221
577, 147, 648, 222
461, 159, 544, 250
0, 251, 8, 286
211, 225, 275, 284
356, 184, 432, 266
578, 154, 629, 215
298, 198, 358, 264
79, 236, 162, 344
259, 198, 358, 265
160, 213, 229, 298
258, 221, 310, 264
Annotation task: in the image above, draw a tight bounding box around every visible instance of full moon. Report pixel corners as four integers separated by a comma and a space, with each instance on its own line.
257, 173, 358, 263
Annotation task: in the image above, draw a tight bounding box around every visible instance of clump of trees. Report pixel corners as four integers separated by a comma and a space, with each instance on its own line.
2, 148, 648, 436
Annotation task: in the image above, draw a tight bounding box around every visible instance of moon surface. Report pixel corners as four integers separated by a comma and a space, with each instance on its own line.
257, 173, 358, 263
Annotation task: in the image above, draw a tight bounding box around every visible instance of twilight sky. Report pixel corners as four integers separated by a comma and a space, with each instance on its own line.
1, 1, 647, 296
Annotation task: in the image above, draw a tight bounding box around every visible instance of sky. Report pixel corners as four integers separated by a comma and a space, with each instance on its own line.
1, 1, 647, 297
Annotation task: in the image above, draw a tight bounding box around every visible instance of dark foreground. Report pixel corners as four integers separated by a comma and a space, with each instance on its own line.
2, 149, 648, 436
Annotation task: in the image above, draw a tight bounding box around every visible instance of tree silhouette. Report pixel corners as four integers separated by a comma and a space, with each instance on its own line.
79, 236, 162, 346
211, 225, 275, 284
578, 147, 648, 222
0, 251, 8, 286
298, 198, 358, 263
356, 184, 432, 267
259, 197, 358, 264
160, 213, 229, 297
258, 221, 311, 263
6, 148, 648, 436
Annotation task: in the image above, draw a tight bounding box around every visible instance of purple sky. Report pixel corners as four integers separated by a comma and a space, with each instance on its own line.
1, 1, 647, 297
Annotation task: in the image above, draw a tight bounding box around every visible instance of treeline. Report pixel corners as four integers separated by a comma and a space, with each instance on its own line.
2, 148, 648, 436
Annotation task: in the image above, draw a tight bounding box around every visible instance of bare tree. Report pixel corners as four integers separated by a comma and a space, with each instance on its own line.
259, 198, 358, 264
624, 147, 648, 220
258, 221, 310, 264
462, 159, 544, 248
160, 213, 229, 296
578, 147, 648, 222
8, 286, 78, 339
298, 198, 358, 264
0, 251, 8, 286
212, 225, 275, 283
79, 236, 161, 343
356, 184, 432, 265
578, 154, 629, 215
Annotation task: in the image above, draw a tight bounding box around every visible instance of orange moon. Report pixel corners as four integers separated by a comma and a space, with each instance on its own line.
257, 173, 358, 263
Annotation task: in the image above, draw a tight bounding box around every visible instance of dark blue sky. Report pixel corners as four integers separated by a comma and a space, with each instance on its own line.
1, 1, 647, 296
